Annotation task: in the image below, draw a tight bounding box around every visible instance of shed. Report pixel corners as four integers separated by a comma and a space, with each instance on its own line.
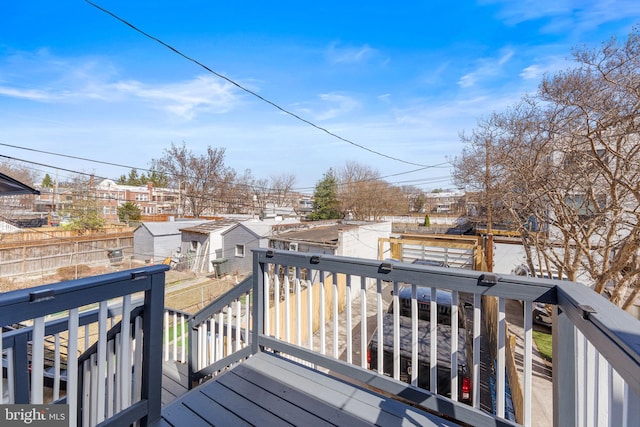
179, 219, 240, 274
222, 219, 300, 275
133, 220, 206, 264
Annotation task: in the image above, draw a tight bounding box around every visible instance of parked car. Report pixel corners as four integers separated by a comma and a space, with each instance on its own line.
368, 284, 473, 403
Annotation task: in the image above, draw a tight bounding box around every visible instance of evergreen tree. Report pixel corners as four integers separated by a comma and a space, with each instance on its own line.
117, 201, 142, 224
308, 169, 343, 220
41, 173, 53, 188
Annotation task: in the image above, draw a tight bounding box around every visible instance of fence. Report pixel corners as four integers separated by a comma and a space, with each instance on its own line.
0, 231, 133, 278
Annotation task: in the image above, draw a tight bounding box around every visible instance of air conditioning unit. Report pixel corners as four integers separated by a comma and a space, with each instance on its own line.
289, 243, 298, 251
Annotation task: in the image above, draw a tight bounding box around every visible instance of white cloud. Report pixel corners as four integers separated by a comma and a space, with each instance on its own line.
326, 42, 378, 64
481, 0, 640, 32
295, 92, 361, 121
458, 49, 514, 88
0, 51, 242, 120
111, 75, 240, 119
519, 56, 571, 80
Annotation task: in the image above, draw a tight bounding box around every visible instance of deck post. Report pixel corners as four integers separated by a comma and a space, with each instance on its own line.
140, 270, 166, 426
12, 333, 29, 403
252, 251, 264, 355
553, 305, 576, 427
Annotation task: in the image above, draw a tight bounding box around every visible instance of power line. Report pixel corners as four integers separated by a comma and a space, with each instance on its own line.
0, 142, 451, 192
83, 0, 430, 168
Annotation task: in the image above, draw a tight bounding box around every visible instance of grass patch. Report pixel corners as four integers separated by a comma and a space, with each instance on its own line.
533, 330, 553, 361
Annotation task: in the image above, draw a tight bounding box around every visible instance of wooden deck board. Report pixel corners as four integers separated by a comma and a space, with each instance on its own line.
219, 365, 368, 427
159, 352, 459, 427
161, 360, 189, 406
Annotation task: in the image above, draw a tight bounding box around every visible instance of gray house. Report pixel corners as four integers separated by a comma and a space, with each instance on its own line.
222, 219, 300, 275
133, 220, 206, 264
179, 219, 240, 275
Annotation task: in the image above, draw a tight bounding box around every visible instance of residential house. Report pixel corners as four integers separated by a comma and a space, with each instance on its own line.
94, 179, 180, 223
133, 219, 206, 264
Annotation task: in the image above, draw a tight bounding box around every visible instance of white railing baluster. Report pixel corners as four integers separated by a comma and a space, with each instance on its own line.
320, 273, 326, 356
524, 300, 533, 427
164, 311, 169, 362
473, 293, 481, 409
217, 312, 224, 360
496, 297, 506, 418
107, 339, 115, 418
430, 288, 437, 395
264, 270, 270, 337
393, 281, 400, 380
114, 334, 121, 412
173, 311, 178, 361
97, 301, 107, 423
586, 340, 596, 427
181, 314, 186, 363
68, 308, 79, 427
333, 275, 338, 358
31, 316, 45, 404
609, 365, 624, 426
82, 359, 90, 427
307, 279, 313, 351
91, 353, 98, 426
274, 272, 280, 340
360, 276, 367, 369
235, 300, 241, 351
53, 333, 61, 401
227, 305, 232, 356
411, 284, 418, 386
244, 295, 250, 349
346, 275, 352, 364
208, 317, 218, 363
376, 279, 383, 375
120, 295, 131, 409
451, 290, 459, 401
295, 277, 301, 346
284, 275, 290, 343
133, 316, 143, 403
597, 351, 607, 426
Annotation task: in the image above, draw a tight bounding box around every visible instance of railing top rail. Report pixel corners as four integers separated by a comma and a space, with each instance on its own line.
253, 248, 557, 303
0, 265, 169, 326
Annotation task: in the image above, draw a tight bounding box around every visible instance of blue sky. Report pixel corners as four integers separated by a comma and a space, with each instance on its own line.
1, 1, 639, 192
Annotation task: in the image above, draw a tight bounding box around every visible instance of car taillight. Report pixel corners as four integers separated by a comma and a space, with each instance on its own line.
367, 348, 371, 367
462, 377, 471, 401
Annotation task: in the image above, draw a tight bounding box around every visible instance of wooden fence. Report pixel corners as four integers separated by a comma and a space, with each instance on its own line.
0, 228, 134, 279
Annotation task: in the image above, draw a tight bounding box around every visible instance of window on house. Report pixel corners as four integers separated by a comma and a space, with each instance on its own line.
235, 244, 245, 257
190, 240, 198, 252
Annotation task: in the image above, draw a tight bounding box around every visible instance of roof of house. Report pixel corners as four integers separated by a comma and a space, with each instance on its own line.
225, 219, 301, 238
0, 173, 39, 196
273, 223, 359, 246
179, 219, 240, 235
137, 220, 207, 237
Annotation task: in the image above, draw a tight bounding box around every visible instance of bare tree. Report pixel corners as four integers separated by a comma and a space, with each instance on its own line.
270, 173, 296, 208
454, 28, 640, 309
152, 142, 235, 217
337, 161, 407, 220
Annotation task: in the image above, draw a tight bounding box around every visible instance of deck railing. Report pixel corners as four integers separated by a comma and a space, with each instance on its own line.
2, 250, 639, 427
0, 265, 168, 427
190, 249, 640, 427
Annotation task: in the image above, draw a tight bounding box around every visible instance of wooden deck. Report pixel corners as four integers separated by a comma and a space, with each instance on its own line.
157, 352, 459, 427
161, 360, 189, 406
